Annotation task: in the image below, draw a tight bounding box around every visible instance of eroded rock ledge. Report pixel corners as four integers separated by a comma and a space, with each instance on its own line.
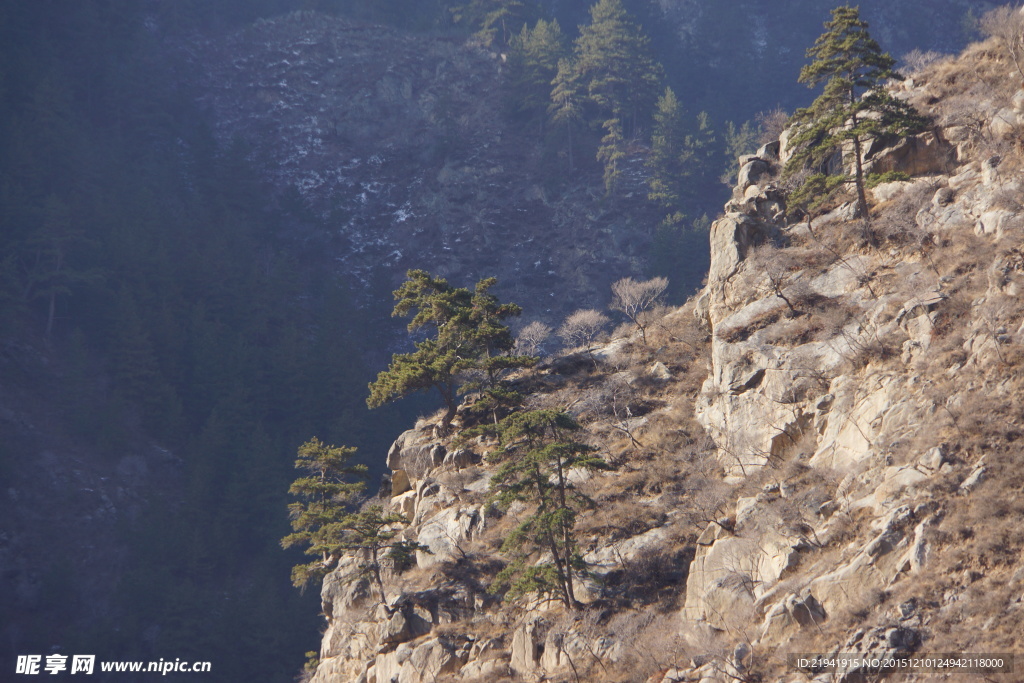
308, 42, 1024, 683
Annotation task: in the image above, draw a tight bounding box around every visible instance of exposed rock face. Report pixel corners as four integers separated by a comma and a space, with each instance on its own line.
863, 130, 955, 177
306, 38, 1024, 683
679, 74, 1022, 675
312, 555, 477, 683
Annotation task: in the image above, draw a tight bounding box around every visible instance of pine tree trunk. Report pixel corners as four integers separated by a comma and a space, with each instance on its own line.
534, 461, 572, 607
852, 132, 868, 220
439, 382, 457, 432
567, 121, 574, 172
554, 450, 577, 607
546, 531, 572, 607
848, 93, 874, 244
852, 131, 874, 244
370, 547, 389, 609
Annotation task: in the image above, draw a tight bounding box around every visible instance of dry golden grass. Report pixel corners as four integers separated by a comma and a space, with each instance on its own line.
365, 35, 1024, 681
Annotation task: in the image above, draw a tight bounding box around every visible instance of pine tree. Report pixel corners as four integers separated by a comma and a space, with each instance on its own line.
647, 87, 687, 218
484, 410, 608, 608
549, 57, 584, 171
325, 505, 429, 607
462, 276, 535, 391
281, 439, 426, 602
451, 0, 537, 48
367, 271, 533, 431
280, 438, 368, 590
647, 90, 719, 226
783, 5, 927, 223
573, 0, 661, 137
684, 111, 718, 197
506, 19, 567, 130
597, 117, 626, 193
551, 0, 662, 186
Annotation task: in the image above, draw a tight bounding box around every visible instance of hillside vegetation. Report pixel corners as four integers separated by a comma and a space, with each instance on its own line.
302, 17, 1024, 683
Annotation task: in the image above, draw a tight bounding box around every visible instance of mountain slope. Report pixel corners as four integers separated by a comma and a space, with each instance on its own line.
302, 32, 1024, 683
190, 11, 672, 321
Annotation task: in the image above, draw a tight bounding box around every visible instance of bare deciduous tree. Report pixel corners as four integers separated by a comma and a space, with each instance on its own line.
610, 276, 668, 344
515, 320, 553, 356
557, 309, 610, 361
755, 107, 789, 145
981, 5, 1024, 81
900, 48, 946, 76
763, 260, 800, 316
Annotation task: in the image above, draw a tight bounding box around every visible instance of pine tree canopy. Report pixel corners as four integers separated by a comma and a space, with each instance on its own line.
451, 0, 538, 48
282, 439, 427, 598
507, 19, 567, 125
573, 0, 661, 131
647, 87, 686, 209
548, 0, 662, 189
280, 438, 368, 589
784, 5, 927, 219
367, 270, 533, 430
484, 409, 608, 607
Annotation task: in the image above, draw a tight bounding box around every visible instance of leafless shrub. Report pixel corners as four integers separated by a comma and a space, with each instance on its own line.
980, 4, 1024, 81
746, 244, 818, 316
766, 263, 809, 316
828, 322, 897, 371
604, 611, 687, 678
608, 545, 693, 607
762, 314, 820, 347
872, 179, 939, 254
990, 183, 1024, 211
610, 277, 668, 345
756, 107, 790, 145
930, 290, 972, 342
939, 98, 992, 148
557, 309, 610, 352
515, 320, 552, 356
900, 49, 947, 76
815, 301, 857, 340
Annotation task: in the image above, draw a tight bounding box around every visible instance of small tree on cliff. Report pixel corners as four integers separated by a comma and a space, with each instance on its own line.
280, 438, 366, 589
367, 270, 534, 431
484, 409, 608, 608
784, 5, 926, 224
281, 438, 427, 602
610, 276, 668, 345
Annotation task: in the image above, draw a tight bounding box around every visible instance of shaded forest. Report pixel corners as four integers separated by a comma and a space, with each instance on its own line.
0, 2, 416, 680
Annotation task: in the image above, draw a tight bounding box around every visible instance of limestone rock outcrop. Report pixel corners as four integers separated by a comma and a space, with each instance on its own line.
306, 40, 1024, 682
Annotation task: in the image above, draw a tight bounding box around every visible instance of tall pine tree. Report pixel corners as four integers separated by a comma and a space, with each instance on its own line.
647, 87, 687, 223
483, 410, 608, 608
281, 438, 364, 589
506, 18, 567, 131
367, 271, 533, 431
783, 5, 927, 223
551, 0, 661, 190
549, 56, 584, 171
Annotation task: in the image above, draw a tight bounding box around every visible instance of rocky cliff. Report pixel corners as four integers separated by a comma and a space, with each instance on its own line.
304, 35, 1024, 683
